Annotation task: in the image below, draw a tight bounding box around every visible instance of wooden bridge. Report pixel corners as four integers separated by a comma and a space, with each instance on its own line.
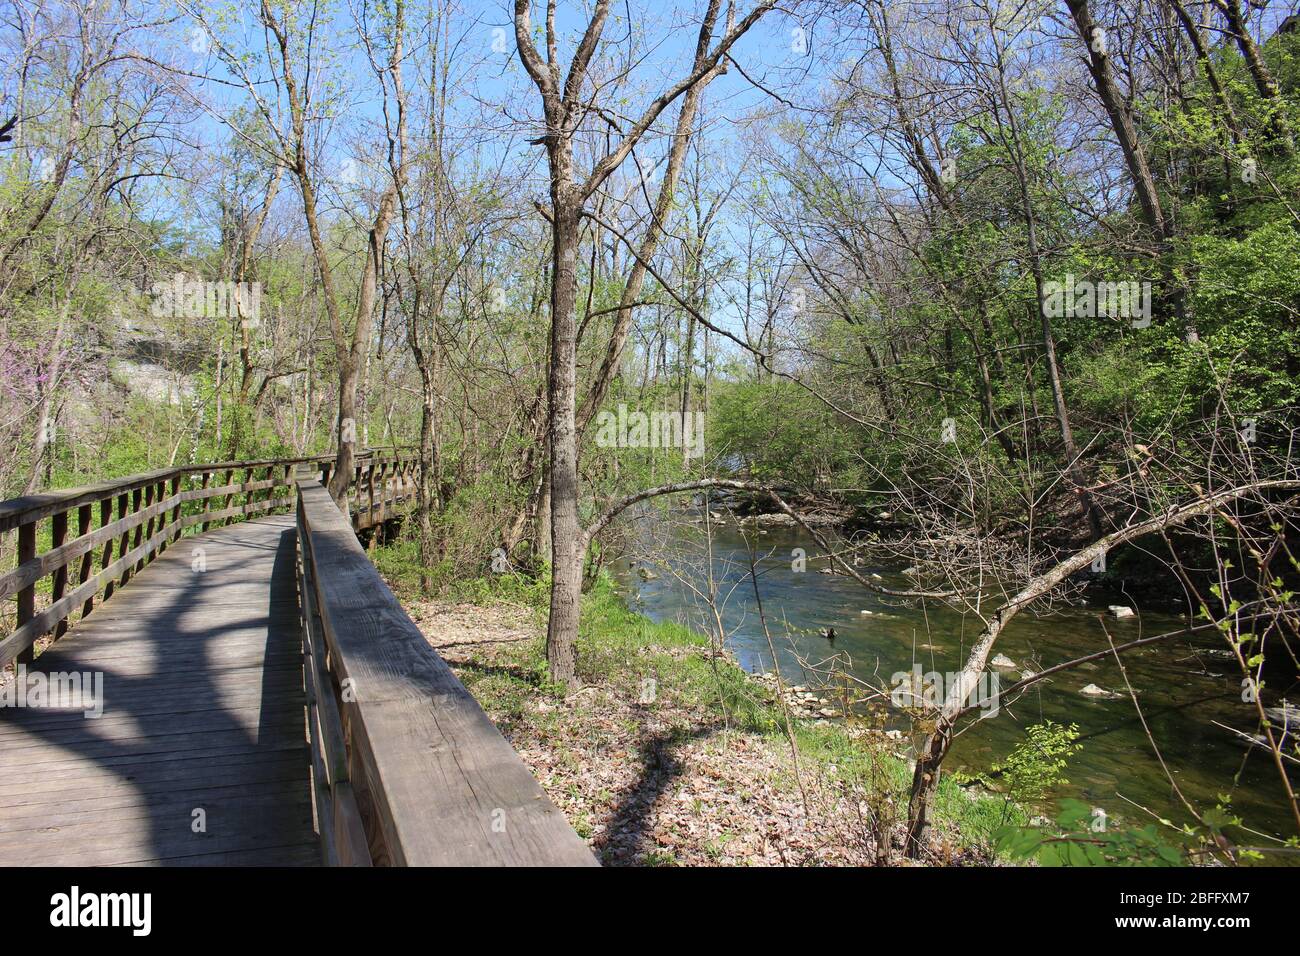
0, 452, 594, 866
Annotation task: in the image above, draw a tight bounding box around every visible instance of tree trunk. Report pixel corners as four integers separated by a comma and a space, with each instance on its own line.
330, 355, 361, 504
1168, 0, 1242, 144
680, 314, 696, 467
1064, 0, 1168, 237
545, 193, 583, 690
533, 449, 553, 566
415, 356, 440, 590
1221, 0, 1293, 148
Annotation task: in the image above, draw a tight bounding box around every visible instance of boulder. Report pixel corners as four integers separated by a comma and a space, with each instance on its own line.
1109, 605, 1136, 619
990, 653, 1017, 669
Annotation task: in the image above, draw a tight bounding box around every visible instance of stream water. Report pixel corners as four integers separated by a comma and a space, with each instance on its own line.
612, 517, 1296, 850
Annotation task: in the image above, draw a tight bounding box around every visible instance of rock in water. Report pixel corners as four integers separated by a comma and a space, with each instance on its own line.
1080, 683, 1121, 699
991, 653, 1017, 669
1109, 605, 1135, 619
1265, 702, 1299, 731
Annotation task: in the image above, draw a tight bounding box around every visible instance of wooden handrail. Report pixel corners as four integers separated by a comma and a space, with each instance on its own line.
0, 447, 417, 532
0, 449, 418, 669
295, 479, 596, 866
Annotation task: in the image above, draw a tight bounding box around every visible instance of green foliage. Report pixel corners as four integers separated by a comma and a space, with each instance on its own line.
708, 378, 859, 488
994, 791, 1270, 866
985, 720, 1083, 804
996, 799, 1190, 867
372, 536, 551, 606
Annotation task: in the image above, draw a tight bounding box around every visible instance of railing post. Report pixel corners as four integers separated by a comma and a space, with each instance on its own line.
237, 467, 252, 525
122, 487, 143, 585
84, 498, 108, 619
367, 463, 376, 534
15, 520, 36, 667
169, 473, 182, 538
49, 510, 69, 639
155, 479, 169, 555
133, 483, 155, 576
199, 471, 212, 532
107, 492, 128, 599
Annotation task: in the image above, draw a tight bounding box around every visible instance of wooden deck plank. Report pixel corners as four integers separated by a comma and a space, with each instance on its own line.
0, 514, 318, 867
0, 782, 312, 832
0, 752, 310, 805
0, 707, 307, 752
0, 777, 309, 822
0, 695, 305, 739
111, 842, 321, 867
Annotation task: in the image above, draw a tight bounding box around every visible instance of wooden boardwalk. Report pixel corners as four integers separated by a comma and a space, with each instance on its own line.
0, 515, 318, 866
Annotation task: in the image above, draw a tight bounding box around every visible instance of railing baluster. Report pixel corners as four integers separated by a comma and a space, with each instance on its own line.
86, 497, 110, 618
122, 487, 143, 586
163, 474, 181, 551
15, 520, 36, 667
199, 471, 213, 532
367, 463, 377, 532
134, 483, 155, 576
49, 510, 69, 639
107, 492, 128, 600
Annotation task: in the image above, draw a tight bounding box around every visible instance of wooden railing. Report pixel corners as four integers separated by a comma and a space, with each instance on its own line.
0, 450, 594, 866
0, 449, 417, 670
295, 479, 596, 866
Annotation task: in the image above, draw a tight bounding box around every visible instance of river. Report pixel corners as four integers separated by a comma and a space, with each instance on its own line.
612, 516, 1295, 851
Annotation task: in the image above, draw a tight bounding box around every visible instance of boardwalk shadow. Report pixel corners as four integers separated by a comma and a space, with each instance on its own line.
0, 516, 317, 866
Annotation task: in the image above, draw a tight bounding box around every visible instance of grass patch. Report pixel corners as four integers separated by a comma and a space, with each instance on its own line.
371, 537, 552, 607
